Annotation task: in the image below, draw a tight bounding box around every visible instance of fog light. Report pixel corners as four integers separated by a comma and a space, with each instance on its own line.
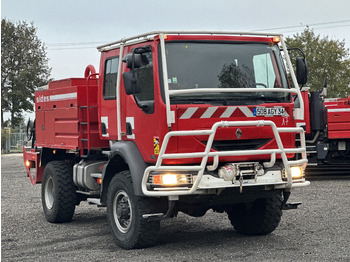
291, 166, 303, 178
285, 166, 304, 179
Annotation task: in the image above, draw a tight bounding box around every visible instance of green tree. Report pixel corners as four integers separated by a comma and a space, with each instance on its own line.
286, 27, 350, 98
1, 19, 51, 128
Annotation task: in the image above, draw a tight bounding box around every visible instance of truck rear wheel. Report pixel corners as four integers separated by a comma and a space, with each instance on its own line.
107, 170, 160, 249
226, 191, 283, 235
41, 161, 76, 223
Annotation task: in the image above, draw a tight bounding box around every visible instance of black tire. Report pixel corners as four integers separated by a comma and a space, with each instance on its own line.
41, 161, 76, 223
226, 191, 283, 235
107, 170, 160, 249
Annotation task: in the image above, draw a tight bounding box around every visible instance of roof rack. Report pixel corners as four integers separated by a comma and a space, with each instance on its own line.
97, 30, 283, 52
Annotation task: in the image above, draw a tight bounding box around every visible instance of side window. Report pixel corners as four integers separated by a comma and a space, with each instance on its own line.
253, 53, 276, 88
135, 51, 154, 101
103, 57, 119, 99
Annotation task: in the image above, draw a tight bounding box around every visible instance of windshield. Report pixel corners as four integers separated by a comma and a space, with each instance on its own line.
165, 42, 290, 105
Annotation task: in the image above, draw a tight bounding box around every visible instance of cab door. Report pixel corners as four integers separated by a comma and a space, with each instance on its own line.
98, 50, 120, 140
122, 43, 164, 163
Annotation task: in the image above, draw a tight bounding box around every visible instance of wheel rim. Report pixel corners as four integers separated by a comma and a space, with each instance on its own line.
113, 190, 132, 233
45, 177, 55, 209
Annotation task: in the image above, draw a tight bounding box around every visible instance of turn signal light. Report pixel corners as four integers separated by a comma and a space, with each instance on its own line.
25, 160, 35, 168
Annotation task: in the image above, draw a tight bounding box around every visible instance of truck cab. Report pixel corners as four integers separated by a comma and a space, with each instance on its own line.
23, 31, 309, 249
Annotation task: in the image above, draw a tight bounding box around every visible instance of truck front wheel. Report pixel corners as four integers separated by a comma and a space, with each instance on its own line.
226, 191, 283, 235
41, 161, 76, 223
107, 170, 160, 249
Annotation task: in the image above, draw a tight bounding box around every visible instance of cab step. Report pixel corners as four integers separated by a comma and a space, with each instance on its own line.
87, 198, 106, 207
283, 202, 302, 210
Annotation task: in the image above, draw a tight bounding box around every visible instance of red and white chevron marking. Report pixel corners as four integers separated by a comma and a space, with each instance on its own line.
178, 106, 289, 119
179, 106, 254, 119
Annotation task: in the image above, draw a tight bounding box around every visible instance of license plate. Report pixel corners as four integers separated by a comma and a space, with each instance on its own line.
254, 107, 286, 116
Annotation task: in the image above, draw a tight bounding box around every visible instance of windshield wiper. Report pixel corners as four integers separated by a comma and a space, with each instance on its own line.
170, 95, 286, 106
254, 95, 286, 103
170, 97, 204, 104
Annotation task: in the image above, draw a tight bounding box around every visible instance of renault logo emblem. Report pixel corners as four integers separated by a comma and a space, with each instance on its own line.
235, 128, 243, 139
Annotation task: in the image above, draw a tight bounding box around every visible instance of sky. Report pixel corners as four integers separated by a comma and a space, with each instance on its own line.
2, 0, 350, 81
1, 0, 350, 124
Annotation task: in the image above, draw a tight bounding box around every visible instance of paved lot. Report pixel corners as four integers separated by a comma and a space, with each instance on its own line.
2, 153, 350, 261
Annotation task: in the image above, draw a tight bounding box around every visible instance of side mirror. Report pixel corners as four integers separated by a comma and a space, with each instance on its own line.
122, 51, 143, 95
122, 53, 142, 69
123, 71, 141, 95
296, 57, 308, 85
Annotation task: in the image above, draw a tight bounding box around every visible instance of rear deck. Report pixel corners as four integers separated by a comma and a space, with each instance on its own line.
35, 77, 109, 155
325, 96, 350, 139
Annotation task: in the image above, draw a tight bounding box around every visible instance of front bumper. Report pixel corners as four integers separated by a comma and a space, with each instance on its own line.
143, 169, 309, 196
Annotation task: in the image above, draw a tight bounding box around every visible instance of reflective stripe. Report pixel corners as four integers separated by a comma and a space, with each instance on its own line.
220, 107, 236, 118
180, 107, 198, 119
328, 108, 350, 112
201, 107, 218, 118
50, 92, 77, 101
240, 106, 255, 117
179, 106, 288, 119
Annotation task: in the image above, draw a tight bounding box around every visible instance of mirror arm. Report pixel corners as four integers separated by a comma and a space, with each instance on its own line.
285, 47, 306, 59
130, 50, 138, 94
130, 50, 139, 104
133, 94, 150, 112
133, 94, 142, 108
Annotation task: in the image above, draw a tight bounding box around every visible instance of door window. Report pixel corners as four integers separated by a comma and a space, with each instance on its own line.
103, 57, 119, 99
135, 51, 154, 102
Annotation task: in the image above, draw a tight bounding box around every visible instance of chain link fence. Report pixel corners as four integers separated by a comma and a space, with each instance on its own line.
2, 132, 28, 153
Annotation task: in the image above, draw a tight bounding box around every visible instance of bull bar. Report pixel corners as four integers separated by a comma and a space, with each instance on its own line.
141, 120, 308, 197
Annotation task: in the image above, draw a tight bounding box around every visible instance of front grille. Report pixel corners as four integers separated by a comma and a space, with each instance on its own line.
202, 138, 271, 151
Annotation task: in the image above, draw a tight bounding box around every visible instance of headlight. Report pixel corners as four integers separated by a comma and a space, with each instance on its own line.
148, 172, 193, 187
284, 166, 304, 180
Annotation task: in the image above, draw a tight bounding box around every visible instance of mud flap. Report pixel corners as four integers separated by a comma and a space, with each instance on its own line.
23, 146, 45, 185
281, 190, 302, 210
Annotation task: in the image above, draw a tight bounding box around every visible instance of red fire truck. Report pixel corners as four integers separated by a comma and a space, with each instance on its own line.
23, 31, 309, 249
301, 87, 350, 166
